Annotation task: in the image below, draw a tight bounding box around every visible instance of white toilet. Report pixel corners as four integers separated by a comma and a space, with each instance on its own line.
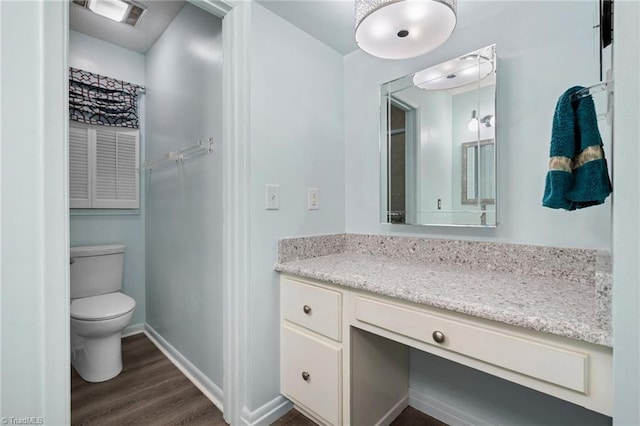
70, 244, 136, 383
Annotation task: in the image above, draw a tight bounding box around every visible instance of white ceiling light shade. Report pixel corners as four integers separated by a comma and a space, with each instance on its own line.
355, 0, 457, 60
88, 0, 129, 23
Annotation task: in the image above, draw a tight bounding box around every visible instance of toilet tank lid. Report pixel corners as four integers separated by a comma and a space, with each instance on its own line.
70, 244, 125, 257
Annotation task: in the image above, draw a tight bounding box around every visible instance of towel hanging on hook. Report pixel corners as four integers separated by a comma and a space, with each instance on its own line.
542, 86, 612, 210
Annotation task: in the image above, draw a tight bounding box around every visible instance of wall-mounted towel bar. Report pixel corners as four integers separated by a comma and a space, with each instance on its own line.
142, 138, 214, 171
571, 71, 613, 125
571, 80, 612, 101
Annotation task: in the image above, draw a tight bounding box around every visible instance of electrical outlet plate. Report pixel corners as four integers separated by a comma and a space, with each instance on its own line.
307, 188, 318, 210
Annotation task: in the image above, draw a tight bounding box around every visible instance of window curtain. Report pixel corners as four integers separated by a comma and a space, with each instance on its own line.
69, 67, 143, 129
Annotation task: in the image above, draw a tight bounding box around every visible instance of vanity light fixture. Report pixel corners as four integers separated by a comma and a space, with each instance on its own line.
468, 110, 479, 132
468, 110, 494, 132
355, 0, 457, 60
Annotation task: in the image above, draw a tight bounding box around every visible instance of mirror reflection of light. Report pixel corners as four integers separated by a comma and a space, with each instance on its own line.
468, 119, 479, 132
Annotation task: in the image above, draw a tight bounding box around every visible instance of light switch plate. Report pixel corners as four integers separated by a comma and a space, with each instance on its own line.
307, 187, 318, 210
266, 184, 279, 210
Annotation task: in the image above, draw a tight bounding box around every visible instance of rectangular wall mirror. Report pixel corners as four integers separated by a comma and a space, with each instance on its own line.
380, 44, 497, 227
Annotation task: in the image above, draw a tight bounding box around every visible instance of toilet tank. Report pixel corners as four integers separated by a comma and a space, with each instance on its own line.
70, 244, 125, 299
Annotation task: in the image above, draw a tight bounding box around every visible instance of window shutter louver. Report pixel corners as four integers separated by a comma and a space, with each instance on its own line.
116, 133, 138, 201
70, 123, 139, 209
69, 125, 91, 208
95, 129, 118, 201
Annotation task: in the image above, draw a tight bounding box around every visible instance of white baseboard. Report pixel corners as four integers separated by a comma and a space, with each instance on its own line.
144, 324, 224, 412
409, 388, 494, 426
240, 395, 293, 426
122, 323, 145, 337
376, 394, 409, 426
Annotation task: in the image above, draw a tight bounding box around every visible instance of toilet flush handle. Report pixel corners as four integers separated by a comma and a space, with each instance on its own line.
70, 258, 76, 265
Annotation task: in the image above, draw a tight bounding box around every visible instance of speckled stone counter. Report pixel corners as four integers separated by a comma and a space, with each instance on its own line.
275, 234, 612, 347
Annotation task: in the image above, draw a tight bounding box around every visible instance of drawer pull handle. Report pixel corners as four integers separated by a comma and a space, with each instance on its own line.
432, 330, 445, 344
301, 371, 310, 381
303, 305, 312, 314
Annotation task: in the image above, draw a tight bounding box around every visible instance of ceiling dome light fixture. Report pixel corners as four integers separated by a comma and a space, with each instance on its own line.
355, 0, 457, 60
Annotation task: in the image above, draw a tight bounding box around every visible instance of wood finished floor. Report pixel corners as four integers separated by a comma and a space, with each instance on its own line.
272, 407, 448, 426
72, 333, 447, 426
71, 333, 224, 425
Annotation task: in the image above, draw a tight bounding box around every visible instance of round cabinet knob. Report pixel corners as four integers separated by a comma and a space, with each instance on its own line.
303, 305, 312, 314
432, 330, 445, 344
301, 371, 310, 381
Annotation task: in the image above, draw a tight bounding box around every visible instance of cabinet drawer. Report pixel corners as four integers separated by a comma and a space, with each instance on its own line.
354, 296, 588, 393
282, 277, 342, 341
281, 325, 341, 425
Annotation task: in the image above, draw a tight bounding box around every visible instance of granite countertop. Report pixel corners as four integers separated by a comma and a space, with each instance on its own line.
275, 234, 613, 347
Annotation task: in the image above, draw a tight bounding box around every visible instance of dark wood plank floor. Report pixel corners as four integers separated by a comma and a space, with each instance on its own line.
71, 333, 225, 425
73, 333, 447, 426
272, 406, 448, 426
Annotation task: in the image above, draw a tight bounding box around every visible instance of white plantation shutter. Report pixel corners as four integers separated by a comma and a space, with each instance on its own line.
69, 125, 91, 208
116, 132, 138, 201
69, 123, 139, 209
95, 129, 117, 201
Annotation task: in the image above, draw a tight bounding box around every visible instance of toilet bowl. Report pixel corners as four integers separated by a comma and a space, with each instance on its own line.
71, 292, 136, 382
70, 244, 136, 383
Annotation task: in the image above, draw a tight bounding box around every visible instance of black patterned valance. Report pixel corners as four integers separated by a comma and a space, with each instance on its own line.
69, 67, 144, 128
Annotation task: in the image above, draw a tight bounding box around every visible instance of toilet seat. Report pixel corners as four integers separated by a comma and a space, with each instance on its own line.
71, 292, 136, 321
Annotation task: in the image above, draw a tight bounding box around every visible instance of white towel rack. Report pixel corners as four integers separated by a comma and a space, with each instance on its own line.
142, 138, 214, 171
571, 81, 612, 101
571, 70, 614, 126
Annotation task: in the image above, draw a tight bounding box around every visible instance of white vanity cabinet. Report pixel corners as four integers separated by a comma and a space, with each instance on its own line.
280, 277, 344, 425
280, 274, 613, 425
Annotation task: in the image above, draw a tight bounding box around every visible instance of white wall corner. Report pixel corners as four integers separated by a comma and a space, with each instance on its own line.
240, 396, 293, 426
144, 325, 224, 411
221, 2, 252, 425
612, 0, 640, 424
408, 388, 494, 426
0, 0, 69, 423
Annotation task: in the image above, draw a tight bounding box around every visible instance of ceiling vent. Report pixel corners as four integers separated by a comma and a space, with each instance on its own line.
124, 3, 145, 27
72, 0, 147, 27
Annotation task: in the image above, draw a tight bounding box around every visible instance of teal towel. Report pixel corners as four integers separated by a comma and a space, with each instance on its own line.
542, 86, 612, 210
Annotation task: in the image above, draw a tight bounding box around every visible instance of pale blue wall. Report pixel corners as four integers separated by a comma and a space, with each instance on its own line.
144, 3, 224, 389
68, 31, 146, 327
246, 3, 345, 411
1, 1, 69, 422
344, 1, 612, 424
